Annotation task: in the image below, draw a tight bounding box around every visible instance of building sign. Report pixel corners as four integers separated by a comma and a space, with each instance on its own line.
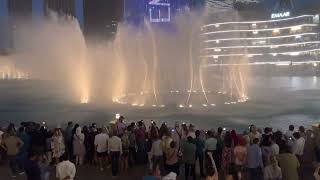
149, 0, 171, 23
271, 11, 290, 19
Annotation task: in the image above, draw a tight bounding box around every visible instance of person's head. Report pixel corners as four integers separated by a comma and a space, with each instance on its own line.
252, 138, 259, 145
18, 126, 25, 133
217, 127, 223, 135
269, 155, 278, 168
67, 121, 73, 127
238, 137, 247, 146
54, 128, 61, 136
195, 130, 201, 137
170, 141, 176, 149
289, 125, 294, 131
119, 116, 124, 123
182, 123, 188, 131
299, 126, 305, 133
187, 136, 193, 143
207, 130, 213, 138
60, 153, 69, 162
189, 124, 195, 131
249, 125, 256, 133
97, 128, 103, 134
293, 132, 300, 139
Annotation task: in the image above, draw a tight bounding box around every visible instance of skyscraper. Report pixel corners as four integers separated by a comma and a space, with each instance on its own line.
0, 0, 9, 53
84, 0, 123, 41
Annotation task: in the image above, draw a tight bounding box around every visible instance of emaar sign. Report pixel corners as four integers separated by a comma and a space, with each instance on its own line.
271, 12, 290, 19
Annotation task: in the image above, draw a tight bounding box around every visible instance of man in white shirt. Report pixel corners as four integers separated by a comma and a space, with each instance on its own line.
292, 132, 305, 161
56, 154, 76, 180
285, 125, 295, 139
108, 132, 122, 177
94, 128, 109, 171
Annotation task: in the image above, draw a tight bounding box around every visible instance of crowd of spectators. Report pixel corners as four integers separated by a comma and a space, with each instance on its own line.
0, 116, 320, 180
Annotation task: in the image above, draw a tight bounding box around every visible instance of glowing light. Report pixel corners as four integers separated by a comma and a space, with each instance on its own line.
291, 26, 302, 31
272, 53, 277, 56
231, 102, 237, 104
159, 104, 165, 107
202, 104, 208, 107
214, 48, 221, 52
252, 23, 256, 27
188, 104, 193, 108
273, 29, 280, 33
115, 114, 120, 119
215, 24, 220, 28
224, 102, 231, 105
202, 15, 314, 28
295, 35, 302, 38
80, 95, 89, 104
152, 104, 157, 107
204, 33, 317, 43
216, 40, 220, 44
202, 24, 316, 35
132, 103, 138, 106
210, 104, 216, 106
175, 90, 179, 93
140, 104, 145, 107
213, 56, 219, 59
193, 90, 197, 93
314, 63, 318, 67
179, 104, 184, 108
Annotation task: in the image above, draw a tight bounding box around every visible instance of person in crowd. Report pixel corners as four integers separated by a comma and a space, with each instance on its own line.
0, 126, 5, 164
17, 126, 30, 171
194, 130, 205, 177
171, 122, 181, 150
231, 130, 239, 146
151, 133, 163, 172
298, 126, 306, 139
292, 132, 305, 162
206, 152, 218, 180
128, 123, 137, 166
136, 121, 148, 164
215, 127, 224, 170
51, 128, 65, 165
24, 151, 41, 180
182, 136, 196, 180
73, 126, 85, 165
116, 116, 126, 137
64, 121, 74, 159
56, 153, 76, 180
247, 138, 264, 180
314, 166, 320, 180
39, 154, 50, 180
82, 126, 92, 164
2, 129, 24, 177
277, 145, 300, 180
89, 124, 99, 164
165, 141, 179, 175
234, 137, 247, 180
270, 135, 279, 155
161, 126, 173, 164
121, 129, 130, 173
187, 124, 196, 139
108, 130, 122, 177
181, 123, 189, 140
263, 155, 282, 180
94, 128, 109, 171
222, 131, 233, 177
285, 125, 295, 140
249, 125, 262, 144
205, 130, 217, 172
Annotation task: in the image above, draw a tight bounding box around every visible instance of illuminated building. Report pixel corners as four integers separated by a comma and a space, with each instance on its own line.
201, 0, 320, 67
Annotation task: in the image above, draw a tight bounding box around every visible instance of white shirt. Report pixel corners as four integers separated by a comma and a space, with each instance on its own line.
264, 165, 282, 180
270, 143, 279, 155
292, 137, 305, 156
151, 139, 163, 156
205, 137, 217, 151
56, 160, 76, 180
108, 136, 122, 154
285, 130, 294, 139
94, 133, 109, 153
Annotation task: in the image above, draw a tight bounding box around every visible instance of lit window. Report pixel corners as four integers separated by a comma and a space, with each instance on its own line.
291, 26, 302, 31
216, 40, 220, 44
215, 24, 220, 28
252, 23, 257, 28
213, 56, 218, 59
214, 48, 221, 52
253, 31, 258, 35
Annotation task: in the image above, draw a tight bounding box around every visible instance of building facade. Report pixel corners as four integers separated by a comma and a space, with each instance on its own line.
201, 2, 320, 67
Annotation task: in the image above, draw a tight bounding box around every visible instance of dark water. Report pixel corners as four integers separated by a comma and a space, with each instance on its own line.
0, 76, 320, 132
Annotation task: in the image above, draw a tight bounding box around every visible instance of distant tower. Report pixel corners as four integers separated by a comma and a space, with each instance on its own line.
273, 0, 295, 11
